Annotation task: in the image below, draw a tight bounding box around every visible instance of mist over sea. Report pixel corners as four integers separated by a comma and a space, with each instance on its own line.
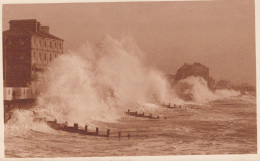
4, 36, 256, 157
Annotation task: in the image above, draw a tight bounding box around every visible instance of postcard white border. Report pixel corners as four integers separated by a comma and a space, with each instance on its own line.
0, 0, 259, 161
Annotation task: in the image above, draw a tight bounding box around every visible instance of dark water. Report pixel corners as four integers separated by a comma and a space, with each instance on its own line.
4, 97, 257, 157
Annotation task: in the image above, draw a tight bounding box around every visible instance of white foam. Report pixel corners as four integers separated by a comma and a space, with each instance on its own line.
36, 35, 170, 125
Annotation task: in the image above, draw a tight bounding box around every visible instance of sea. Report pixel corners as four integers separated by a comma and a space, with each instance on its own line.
4, 95, 256, 158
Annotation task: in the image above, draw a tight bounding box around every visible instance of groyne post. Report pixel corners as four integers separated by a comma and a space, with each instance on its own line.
135, 111, 137, 115
142, 112, 144, 116
54, 119, 57, 123
64, 121, 68, 127
128, 109, 130, 115
107, 129, 110, 137
74, 123, 78, 131
85, 125, 88, 132
118, 132, 121, 138
96, 127, 99, 135
169, 102, 170, 107
128, 134, 130, 138
150, 114, 152, 118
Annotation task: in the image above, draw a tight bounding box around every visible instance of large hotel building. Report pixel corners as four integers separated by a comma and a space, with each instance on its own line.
3, 19, 64, 100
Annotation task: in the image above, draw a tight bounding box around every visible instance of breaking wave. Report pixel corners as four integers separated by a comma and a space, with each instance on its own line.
5, 109, 57, 135
174, 76, 241, 104
36, 36, 170, 124
30, 35, 245, 125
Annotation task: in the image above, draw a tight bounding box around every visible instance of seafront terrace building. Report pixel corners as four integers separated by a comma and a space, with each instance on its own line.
3, 19, 64, 100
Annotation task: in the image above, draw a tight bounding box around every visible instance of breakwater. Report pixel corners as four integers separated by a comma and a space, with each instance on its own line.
125, 109, 160, 119
46, 119, 130, 138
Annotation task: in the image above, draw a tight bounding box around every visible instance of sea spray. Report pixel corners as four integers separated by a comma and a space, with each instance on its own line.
174, 76, 241, 103
34, 36, 243, 125
5, 109, 57, 136
37, 36, 170, 125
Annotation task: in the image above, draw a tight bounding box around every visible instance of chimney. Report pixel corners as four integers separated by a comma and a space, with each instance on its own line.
9, 19, 38, 32
36, 22, 41, 32
40, 26, 49, 34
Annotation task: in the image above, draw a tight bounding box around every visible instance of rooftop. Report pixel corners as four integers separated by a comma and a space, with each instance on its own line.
3, 19, 63, 41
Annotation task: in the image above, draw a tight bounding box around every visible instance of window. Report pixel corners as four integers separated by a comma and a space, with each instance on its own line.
44, 53, 47, 61
39, 52, 41, 61
39, 39, 42, 47
50, 54, 52, 61
34, 51, 37, 61
34, 39, 36, 45
8, 89, 10, 95
44, 41, 47, 48
59, 43, 61, 49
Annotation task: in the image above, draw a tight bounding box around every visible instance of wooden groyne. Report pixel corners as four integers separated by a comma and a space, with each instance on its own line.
125, 109, 160, 119
46, 119, 130, 138
163, 103, 184, 109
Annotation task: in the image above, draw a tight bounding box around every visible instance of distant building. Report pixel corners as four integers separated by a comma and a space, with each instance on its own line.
3, 19, 64, 100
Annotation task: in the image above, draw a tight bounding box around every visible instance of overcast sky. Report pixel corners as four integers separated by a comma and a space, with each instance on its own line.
2, 0, 256, 86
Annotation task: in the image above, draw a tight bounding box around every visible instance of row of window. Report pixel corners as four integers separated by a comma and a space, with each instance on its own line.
32, 38, 62, 50
6, 38, 62, 50
7, 38, 26, 46
5, 87, 34, 100
32, 51, 59, 63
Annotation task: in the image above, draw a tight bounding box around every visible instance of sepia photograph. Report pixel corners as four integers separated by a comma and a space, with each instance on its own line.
1, 0, 258, 159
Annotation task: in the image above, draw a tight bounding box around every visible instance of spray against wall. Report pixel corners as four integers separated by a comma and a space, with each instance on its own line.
36, 36, 171, 124
36, 36, 240, 124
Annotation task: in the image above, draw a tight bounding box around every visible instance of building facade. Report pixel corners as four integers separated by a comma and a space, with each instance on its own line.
3, 19, 64, 100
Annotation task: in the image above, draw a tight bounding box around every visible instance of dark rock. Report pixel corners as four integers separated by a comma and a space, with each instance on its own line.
174, 63, 215, 90
166, 63, 255, 94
